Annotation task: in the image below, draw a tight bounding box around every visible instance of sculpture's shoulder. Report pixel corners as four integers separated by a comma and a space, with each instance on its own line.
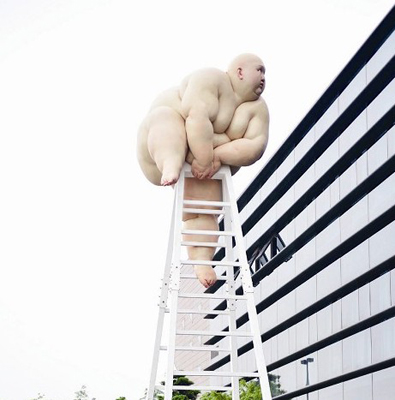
187, 67, 226, 82
180, 67, 228, 95
238, 97, 269, 119
255, 97, 269, 120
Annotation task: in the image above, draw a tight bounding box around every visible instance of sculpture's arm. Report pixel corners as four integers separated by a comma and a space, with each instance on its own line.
181, 70, 220, 179
214, 100, 269, 167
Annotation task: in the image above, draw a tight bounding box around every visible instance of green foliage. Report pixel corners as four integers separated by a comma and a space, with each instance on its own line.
172, 396, 188, 400
268, 374, 286, 396
200, 391, 231, 400
74, 386, 89, 400
239, 379, 261, 399
201, 375, 286, 399
154, 388, 164, 400
31, 394, 47, 400
30, 386, 126, 400
155, 376, 200, 400
200, 379, 261, 400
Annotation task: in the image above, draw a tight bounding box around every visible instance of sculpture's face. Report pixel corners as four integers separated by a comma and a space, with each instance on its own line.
240, 58, 266, 97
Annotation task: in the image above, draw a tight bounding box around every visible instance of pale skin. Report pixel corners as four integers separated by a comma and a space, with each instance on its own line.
137, 54, 269, 288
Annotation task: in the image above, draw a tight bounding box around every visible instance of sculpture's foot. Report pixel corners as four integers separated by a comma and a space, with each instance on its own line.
160, 165, 181, 186
194, 265, 217, 288
160, 174, 178, 186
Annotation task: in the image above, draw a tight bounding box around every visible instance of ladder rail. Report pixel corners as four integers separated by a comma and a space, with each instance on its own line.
146, 200, 176, 400
223, 174, 240, 400
164, 168, 186, 400
224, 168, 272, 400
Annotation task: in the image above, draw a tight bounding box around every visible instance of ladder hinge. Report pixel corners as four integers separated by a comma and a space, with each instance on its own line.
170, 262, 181, 290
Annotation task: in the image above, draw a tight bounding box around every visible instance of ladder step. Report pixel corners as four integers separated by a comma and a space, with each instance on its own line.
175, 308, 230, 315
176, 330, 253, 337
180, 273, 227, 281
181, 241, 226, 248
182, 208, 226, 215
174, 370, 260, 378
160, 345, 231, 352
183, 199, 231, 207
178, 293, 246, 300
181, 259, 242, 267
156, 384, 232, 392
181, 229, 235, 236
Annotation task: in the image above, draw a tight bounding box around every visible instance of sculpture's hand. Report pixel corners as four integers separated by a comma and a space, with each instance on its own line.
191, 159, 213, 180
208, 154, 222, 178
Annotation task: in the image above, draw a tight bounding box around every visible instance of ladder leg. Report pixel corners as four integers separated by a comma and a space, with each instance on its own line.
224, 168, 272, 400
146, 198, 177, 400
164, 167, 186, 399
246, 294, 272, 400
164, 290, 179, 399
228, 290, 240, 400
222, 177, 240, 400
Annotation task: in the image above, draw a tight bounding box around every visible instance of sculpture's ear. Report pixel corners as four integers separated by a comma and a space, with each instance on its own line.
237, 67, 243, 80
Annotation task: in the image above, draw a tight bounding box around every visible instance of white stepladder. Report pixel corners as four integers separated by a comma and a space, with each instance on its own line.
146, 164, 272, 400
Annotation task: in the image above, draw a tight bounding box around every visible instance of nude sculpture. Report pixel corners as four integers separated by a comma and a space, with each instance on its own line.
137, 53, 269, 288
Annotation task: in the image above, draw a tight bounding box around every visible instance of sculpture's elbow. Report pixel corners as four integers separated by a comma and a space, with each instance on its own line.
245, 140, 266, 165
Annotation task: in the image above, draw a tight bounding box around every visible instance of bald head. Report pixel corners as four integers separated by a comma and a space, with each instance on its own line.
227, 53, 266, 101
227, 53, 264, 73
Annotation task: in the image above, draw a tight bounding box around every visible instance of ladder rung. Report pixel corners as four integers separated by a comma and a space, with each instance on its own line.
175, 308, 230, 315
178, 293, 246, 300
180, 273, 227, 281
181, 259, 242, 267
183, 200, 231, 207
181, 229, 235, 236
156, 384, 232, 392
183, 208, 226, 215
160, 345, 231, 352
174, 370, 260, 378
176, 330, 253, 337
181, 241, 226, 248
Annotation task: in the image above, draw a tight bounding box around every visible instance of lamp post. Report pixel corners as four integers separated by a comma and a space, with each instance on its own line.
301, 357, 314, 399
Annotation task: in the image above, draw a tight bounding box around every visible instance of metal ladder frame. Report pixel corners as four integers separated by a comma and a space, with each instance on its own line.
146, 164, 272, 400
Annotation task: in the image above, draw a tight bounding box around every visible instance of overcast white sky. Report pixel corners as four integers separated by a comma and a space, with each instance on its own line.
0, 1, 393, 399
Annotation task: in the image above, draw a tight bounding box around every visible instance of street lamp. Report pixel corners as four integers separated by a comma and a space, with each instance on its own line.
301, 357, 314, 399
